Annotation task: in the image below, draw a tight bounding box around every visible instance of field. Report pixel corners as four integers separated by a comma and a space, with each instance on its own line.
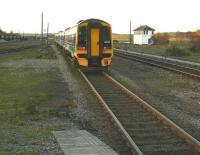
114, 42, 200, 63
0, 41, 74, 154
112, 33, 130, 43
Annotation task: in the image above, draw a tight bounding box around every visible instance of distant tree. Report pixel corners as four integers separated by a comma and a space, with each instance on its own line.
152, 33, 169, 45
0, 28, 6, 38
185, 31, 193, 39
189, 30, 200, 52
0, 27, 3, 34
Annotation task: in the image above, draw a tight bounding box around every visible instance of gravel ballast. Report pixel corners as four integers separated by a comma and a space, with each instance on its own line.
52, 46, 132, 155
109, 56, 200, 141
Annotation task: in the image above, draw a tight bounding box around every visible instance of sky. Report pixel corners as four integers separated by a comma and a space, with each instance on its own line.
0, 0, 200, 34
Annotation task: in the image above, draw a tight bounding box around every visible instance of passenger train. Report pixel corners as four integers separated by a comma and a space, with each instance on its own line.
55, 18, 113, 70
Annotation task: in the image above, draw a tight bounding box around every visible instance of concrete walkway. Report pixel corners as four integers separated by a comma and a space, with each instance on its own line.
54, 130, 119, 155
115, 48, 200, 67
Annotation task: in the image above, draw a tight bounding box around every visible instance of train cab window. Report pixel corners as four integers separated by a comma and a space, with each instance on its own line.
78, 27, 87, 49
102, 27, 111, 49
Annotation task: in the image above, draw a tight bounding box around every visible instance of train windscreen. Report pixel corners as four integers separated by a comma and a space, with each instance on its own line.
78, 27, 87, 49
102, 27, 111, 49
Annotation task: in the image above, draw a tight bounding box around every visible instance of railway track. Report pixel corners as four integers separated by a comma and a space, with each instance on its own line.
79, 70, 200, 155
115, 49, 200, 80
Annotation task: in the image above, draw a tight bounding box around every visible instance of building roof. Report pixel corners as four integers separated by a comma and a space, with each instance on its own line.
133, 25, 155, 31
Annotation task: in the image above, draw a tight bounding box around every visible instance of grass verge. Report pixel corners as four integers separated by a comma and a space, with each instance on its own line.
114, 43, 200, 63
0, 42, 74, 154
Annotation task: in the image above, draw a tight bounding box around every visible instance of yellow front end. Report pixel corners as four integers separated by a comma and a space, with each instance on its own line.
75, 50, 88, 67
101, 50, 113, 67
75, 19, 113, 68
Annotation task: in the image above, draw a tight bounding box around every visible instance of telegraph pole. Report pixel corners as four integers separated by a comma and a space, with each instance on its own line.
41, 12, 43, 47
46, 22, 49, 47
129, 21, 132, 44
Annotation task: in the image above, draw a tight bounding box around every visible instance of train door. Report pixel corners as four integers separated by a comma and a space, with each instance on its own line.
91, 28, 99, 57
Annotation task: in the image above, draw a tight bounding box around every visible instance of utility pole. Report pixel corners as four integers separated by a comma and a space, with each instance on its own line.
41, 12, 43, 47
46, 22, 49, 47
129, 21, 132, 44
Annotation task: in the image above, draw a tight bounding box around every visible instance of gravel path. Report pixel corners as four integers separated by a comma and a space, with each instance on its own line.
109, 56, 200, 141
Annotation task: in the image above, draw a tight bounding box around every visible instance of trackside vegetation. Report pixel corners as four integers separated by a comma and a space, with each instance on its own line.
113, 31, 200, 63
0, 41, 74, 154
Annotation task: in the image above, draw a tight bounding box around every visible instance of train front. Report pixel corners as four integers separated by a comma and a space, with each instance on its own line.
75, 19, 113, 70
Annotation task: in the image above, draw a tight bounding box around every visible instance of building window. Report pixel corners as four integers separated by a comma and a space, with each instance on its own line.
144, 31, 148, 35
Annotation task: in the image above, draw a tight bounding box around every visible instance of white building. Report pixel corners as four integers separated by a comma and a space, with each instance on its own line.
133, 25, 155, 45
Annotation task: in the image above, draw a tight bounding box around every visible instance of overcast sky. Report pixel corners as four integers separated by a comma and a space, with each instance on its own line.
0, 0, 200, 34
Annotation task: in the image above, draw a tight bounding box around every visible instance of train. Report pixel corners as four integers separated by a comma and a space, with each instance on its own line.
55, 18, 113, 70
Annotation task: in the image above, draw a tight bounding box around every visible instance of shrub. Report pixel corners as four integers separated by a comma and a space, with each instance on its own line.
165, 45, 190, 56
152, 33, 169, 45
189, 35, 200, 53
113, 40, 119, 44
189, 44, 200, 53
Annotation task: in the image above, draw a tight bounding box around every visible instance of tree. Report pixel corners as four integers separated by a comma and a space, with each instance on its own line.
0, 28, 6, 36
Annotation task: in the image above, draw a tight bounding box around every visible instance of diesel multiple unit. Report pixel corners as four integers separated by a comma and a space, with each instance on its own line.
55, 18, 113, 70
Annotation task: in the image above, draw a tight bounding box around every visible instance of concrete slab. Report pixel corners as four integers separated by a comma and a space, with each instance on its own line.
53, 130, 119, 155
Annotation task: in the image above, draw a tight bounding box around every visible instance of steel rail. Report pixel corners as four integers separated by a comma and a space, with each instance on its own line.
78, 69, 143, 155
79, 69, 200, 154
115, 50, 200, 79
103, 72, 200, 153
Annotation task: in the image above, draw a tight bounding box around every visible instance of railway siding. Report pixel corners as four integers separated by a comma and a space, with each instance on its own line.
115, 48, 200, 67
115, 49, 200, 80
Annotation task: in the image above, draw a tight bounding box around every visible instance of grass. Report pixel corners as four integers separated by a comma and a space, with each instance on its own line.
114, 42, 200, 63
0, 40, 40, 52
112, 34, 130, 42
0, 41, 74, 154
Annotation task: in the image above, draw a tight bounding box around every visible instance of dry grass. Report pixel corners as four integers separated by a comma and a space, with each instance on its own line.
112, 33, 129, 42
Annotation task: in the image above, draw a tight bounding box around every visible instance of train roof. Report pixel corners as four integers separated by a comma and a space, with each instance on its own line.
65, 27, 71, 31
58, 18, 111, 33
77, 18, 110, 26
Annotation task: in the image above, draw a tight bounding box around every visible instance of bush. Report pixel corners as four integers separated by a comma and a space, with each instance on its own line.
189, 44, 200, 53
165, 45, 190, 56
152, 33, 169, 45
113, 40, 119, 44
189, 35, 200, 52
